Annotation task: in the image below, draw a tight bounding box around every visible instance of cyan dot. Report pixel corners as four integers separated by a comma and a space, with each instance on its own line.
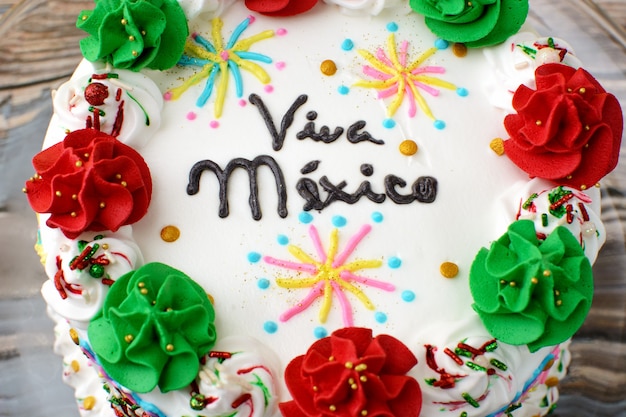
388, 256, 402, 269
374, 311, 388, 323
386, 22, 398, 32
401, 290, 416, 302
435, 39, 449, 50
247, 252, 262, 263
299, 211, 314, 224
456, 87, 468, 97
263, 321, 278, 334
371, 211, 384, 223
434, 120, 446, 130
338, 85, 350, 95
257, 278, 270, 290
382, 118, 396, 129
332, 215, 347, 228
341, 39, 354, 51
277, 234, 289, 245
313, 327, 328, 339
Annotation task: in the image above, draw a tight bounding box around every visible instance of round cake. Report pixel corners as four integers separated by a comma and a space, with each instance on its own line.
24, 1, 623, 417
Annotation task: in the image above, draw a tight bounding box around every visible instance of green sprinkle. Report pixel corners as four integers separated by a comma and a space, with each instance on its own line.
425, 378, 437, 386
485, 340, 498, 352
490, 358, 508, 371
522, 193, 538, 210
455, 347, 472, 358
462, 392, 480, 408
466, 361, 487, 372
460, 412, 468, 417
542, 213, 549, 227
548, 37, 555, 48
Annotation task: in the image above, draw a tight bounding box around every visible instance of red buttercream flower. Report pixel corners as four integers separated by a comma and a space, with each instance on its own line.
503, 63, 622, 190
280, 327, 421, 417
245, 0, 318, 16
25, 129, 152, 239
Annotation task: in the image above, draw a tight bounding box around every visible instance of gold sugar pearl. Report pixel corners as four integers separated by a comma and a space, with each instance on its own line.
580, 184, 587, 190
207, 293, 215, 305
120, 181, 128, 187
121, 18, 128, 25
82, 15, 87, 21
361, 411, 368, 416
75, 160, 83, 167
69, 328, 80, 345
72, 194, 78, 200
536, 120, 542, 126
489, 138, 505, 156
452, 42, 468, 58
132, 50, 139, 57
99, 202, 106, 209
70, 212, 77, 218
160, 225, 181, 243
140, 288, 148, 295
84, 153, 89, 158
329, 405, 337, 412
166, 344, 175, 352
440, 262, 459, 279
83, 396, 96, 411
579, 87, 586, 94
543, 270, 552, 277
70, 360, 80, 373
129, 35, 135, 41
545, 376, 560, 387
509, 281, 517, 287
102, 243, 109, 250
344, 361, 353, 369
399, 140, 418, 156
22, 187, 27, 193
55, 191, 62, 197
320, 59, 337, 76
125, 334, 134, 343
531, 277, 539, 285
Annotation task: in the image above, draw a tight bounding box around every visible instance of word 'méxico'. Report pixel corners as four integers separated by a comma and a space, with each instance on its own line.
187, 94, 438, 220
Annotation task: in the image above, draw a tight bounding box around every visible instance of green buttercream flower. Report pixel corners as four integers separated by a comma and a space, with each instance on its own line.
77, 0, 188, 71
88, 262, 216, 393
409, 0, 529, 47
470, 220, 593, 352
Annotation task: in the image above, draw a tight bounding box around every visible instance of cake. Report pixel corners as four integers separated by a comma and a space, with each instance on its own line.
23, 1, 623, 416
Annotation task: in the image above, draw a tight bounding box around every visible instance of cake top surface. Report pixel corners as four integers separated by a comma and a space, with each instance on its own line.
23, 1, 623, 417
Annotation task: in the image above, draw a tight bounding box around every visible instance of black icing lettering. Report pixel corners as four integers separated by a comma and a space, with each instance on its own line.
385, 175, 438, 204
360, 164, 374, 177
187, 155, 287, 220
249, 94, 308, 151
296, 111, 345, 143
346, 120, 384, 145
300, 160, 320, 175
296, 178, 326, 211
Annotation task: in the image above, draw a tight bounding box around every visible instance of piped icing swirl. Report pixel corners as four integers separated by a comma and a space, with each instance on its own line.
88, 262, 217, 393
469, 220, 593, 352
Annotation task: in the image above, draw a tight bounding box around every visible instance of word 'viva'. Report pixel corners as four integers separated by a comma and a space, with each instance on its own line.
187, 94, 438, 220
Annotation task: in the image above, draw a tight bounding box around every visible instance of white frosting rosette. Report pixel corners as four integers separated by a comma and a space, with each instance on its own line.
41, 225, 143, 329
483, 32, 582, 111
52, 65, 163, 149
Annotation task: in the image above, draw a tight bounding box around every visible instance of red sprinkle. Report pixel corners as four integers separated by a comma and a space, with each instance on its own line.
70, 245, 93, 270
231, 393, 251, 409
457, 343, 482, 357
444, 347, 464, 365
209, 351, 232, 359
578, 202, 590, 221
549, 193, 574, 211
566, 204, 574, 224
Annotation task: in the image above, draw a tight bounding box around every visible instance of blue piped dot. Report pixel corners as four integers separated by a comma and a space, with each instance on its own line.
313, 327, 328, 339
257, 278, 270, 290
277, 234, 289, 245
382, 118, 396, 129
263, 321, 278, 334
371, 211, 384, 223
374, 311, 388, 324
341, 39, 354, 51
401, 290, 416, 302
332, 215, 347, 228
299, 211, 314, 224
386, 22, 398, 32
435, 39, 449, 50
388, 256, 402, 269
247, 252, 262, 263
456, 87, 468, 97
434, 120, 446, 130
338, 85, 350, 95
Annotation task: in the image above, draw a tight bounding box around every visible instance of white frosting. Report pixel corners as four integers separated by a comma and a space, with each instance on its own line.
51, 66, 163, 148
41, 225, 143, 329
177, 0, 237, 20
36, 3, 608, 417
483, 32, 582, 111
323, 0, 407, 15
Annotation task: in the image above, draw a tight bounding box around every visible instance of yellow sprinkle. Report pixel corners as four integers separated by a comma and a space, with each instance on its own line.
360, 375, 367, 382
440, 262, 459, 279
351, 383, 358, 390
354, 364, 367, 372
545, 376, 560, 387
320, 59, 337, 76
69, 328, 80, 345
399, 139, 418, 156
160, 225, 181, 243
70, 360, 80, 373
345, 362, 353, 369
125, 334, 134, 343
207, 293, 215, 304
82, 15, 87, 21
489, 138, 505, 156
83, 396, 96, 410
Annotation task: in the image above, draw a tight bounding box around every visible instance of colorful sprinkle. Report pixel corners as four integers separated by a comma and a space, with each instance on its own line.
186, 111, 197, 121
435, 39, 449, 50
277, 234, 289, 245
388, 256, 402, 269
440, 262, 459, 278
338, 85, 350, 95
320, 59, 338, 76
490, 138, 505, 156
276, 28, 287, 36
209, 120, 219, 128
332, 215, 347, 228
299, 211, 314, 224
386, 22, 399, 32
263, 321, 278, 334
371, 211, 384, 223
452, 43, 468, 57
434, 120, 446, 130
264, 85, 274, 93
456, 87, 468, 97
341, 39, 354, 51
399, 140, 418, 156
382, 118, 396, 129
314, 326, 328, 339
374, 311, 388, 323
247, 252, 262, 263
401, 290, 415, 302
257, 278, 270, 289
160, 225, 181, 242
275, 61, 286, 70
